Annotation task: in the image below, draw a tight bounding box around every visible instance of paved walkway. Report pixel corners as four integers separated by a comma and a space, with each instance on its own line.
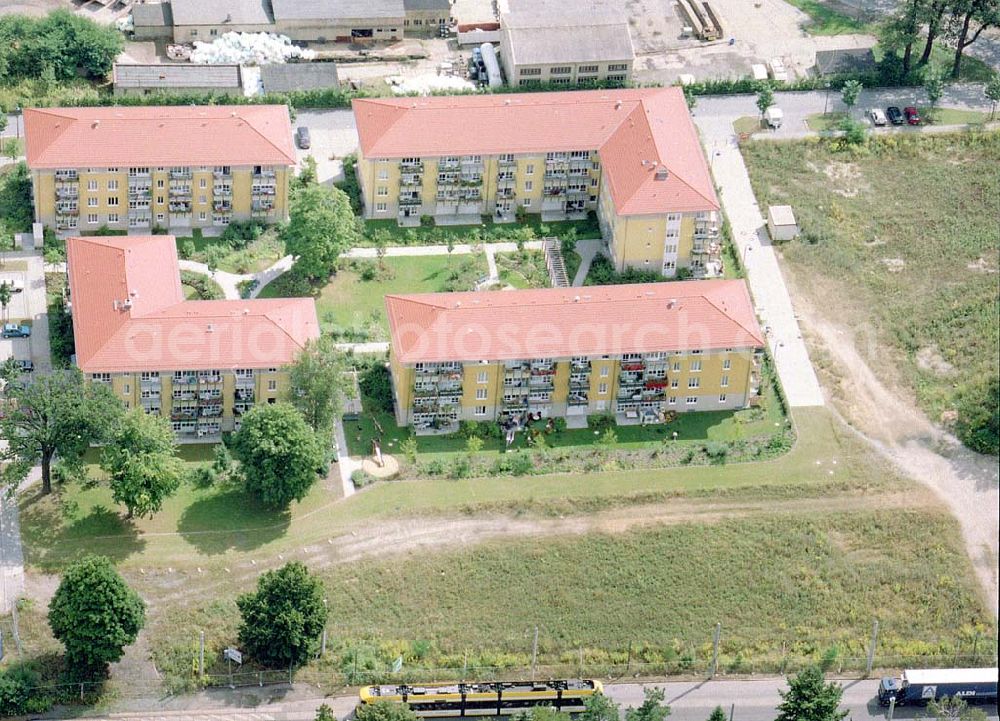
332, 418, 358, 499
343, 240, 545, 259
694, 119, 825, 408
571, 238, 604, 287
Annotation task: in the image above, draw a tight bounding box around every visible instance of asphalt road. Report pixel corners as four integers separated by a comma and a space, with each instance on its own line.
77, 677, 1000, 721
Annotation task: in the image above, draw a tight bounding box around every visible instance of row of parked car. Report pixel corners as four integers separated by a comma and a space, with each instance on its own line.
868, 106, 921, 126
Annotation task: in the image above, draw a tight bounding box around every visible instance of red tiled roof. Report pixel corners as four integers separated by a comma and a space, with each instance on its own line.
385, 280, 763, 364
352, 88, 718, 215
67, 236, 318, 373
24, 105, 296, 169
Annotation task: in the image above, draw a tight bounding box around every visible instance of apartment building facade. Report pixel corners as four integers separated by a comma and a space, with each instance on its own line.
353, 89, 721, 277
67, 235, 319, 440
385, 281, 764, 432
24, 106, 295, 236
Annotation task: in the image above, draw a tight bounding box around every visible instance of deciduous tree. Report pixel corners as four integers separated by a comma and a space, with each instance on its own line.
985, 74, 1000, 119
756, 84, 775, 118
315, 705, 337, 721
356, 700, 419, 721
927, 696, 989, 721
101, 409, 183, 519
707, 707, 727, 721
840, 80, 863, 109
48, 556, 145, 679
625, 687, 671, 721
0, 370, 121, 495
237, 562, 328, 668
284, 183, 359, 281
580, 692, 622, 721
287, 336, 351, 435
775, 666, 848, 721
924, 64, 947, 116
232, 402, 324, 508
948, 0, 1000, 79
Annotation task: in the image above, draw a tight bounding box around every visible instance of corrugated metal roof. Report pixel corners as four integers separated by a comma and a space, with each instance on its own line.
403, 0, 451, 11
271, 0, 404, 21
170, 0, 273, 26
114, 64, 242, 90
260, 63, 340, 93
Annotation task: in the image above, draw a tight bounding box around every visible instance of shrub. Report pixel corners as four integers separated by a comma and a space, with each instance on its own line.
335, 154, 363, 214
423, 459, 446, 476
351, 469, 373, 488
587, 413, 616, 432
0, 666, 42, 716
551, 417, 568, 433
178, 240, 196, 260
179, 271, 224, 300
358, 363, 394, 414
448, 456, 471, 479
954, 377, 999, 455
221, 220, 265, 249
703, 442, 729, 464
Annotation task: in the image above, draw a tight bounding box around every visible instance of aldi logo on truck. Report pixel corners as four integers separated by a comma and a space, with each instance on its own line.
921, 686, 936, 699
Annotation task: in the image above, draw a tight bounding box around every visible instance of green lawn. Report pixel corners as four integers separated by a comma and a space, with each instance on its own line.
923, 108, 989, 125
733, 116, 763, 135
257, 254, 488, 340
743, 132, 1000, 427
494, 249, 550, 289
784, 0, 871, 35
151, 506, 995, 686
176, 229, 284, 275
806, 112, 848, 132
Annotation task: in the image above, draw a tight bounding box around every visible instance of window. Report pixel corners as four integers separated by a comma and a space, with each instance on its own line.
673, 362, 681, 371
199, 195, 206, 204
108, 180, 118, 191
475, 388, 488, 400
200, 178, 207, 188
87, 197, 98, 207
477, 371, 488, 383
690, 360, 702, 372
87, 213, 98, 224
525, 164, 534, 175
668, 396, 677, 405
691, 349, 703, 355
524, 181, 533, 191
157, 179, 164, 188
156, 213, 165, 221
523, 199, 531, 207
688, 378, 700, 389
122, 384, 130, 395
579, 65, 599, 73
141, 371, 159, 381
608, 63, 629, 72
129, 167, 150, 176
668, 213, 681, 222
665, 244, 678, 254
721, 375, 729, 388
267, 380, 277, 391
108, 168, 119, 173
519, 68, 542, 76
598, 382, 608, 395
686, 396, 698, 405
156, 196, 164, 204
87, 180, 98, 191
551, 78, 571, 85
474, 405, 487, 416
91, 373, 111, 383
108, 197, 119, 206
209, 28, 218, 36
108, 213, 119, 223
199, 212, 207, 221
377, 187, 388, 197
600, 366, 610, 377
719, 394, 728, 403
378, 168, 389, 180
375, 202, 388, 212
670, 379, 679, 389
550, 66, 572, 74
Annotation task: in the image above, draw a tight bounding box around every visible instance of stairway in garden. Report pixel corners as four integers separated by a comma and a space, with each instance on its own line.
543, 237, 570, 288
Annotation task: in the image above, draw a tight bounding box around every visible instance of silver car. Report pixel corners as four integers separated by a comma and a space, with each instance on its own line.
868, 108, 887, 126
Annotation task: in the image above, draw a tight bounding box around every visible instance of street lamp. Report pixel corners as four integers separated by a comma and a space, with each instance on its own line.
823, 83, 831, 116
742, 243, 753, 268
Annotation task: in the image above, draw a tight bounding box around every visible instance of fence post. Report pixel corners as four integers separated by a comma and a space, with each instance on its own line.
79, 682, 84, 700
711, 623, 721, 678
865, 620, 879, 677
199, 631, 205, 677
530, 626, 539, 683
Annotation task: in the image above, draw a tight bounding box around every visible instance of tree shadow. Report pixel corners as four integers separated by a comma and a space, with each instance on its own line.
18, 494, 146, 570
176, 488, 291, 556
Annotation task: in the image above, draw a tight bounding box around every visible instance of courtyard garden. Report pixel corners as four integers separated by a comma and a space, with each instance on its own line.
175, 224, 285, 275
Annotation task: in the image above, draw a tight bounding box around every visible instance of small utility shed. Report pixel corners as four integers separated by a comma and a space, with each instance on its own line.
767, 205, 799, 241
259, 63, 340, 94
132, 2, 174, 40
113, 63, 243, 96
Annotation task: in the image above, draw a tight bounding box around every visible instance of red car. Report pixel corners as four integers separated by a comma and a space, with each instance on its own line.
904, 106, 921, 125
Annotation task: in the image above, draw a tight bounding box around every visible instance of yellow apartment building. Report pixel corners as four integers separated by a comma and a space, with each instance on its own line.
24, 106, 296, 236
353, 89, 722, 277
66, 235, 319, 440
385, 281, 764, 432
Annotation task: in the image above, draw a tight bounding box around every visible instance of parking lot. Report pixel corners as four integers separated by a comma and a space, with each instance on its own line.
295, 109, 361, 184
0, 255, 51, 373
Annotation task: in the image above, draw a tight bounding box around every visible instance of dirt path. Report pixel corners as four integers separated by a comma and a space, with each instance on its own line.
133, 490, 933, 612
787, 276, 1000, 617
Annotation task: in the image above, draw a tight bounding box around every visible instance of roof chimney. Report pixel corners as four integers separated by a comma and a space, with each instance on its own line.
92, 120, 100, 129
654, 166, 669, 181
615, 101, 622, 109
207, 324, 214, 333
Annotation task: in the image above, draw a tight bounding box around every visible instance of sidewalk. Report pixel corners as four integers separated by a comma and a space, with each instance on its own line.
695, 120, 825, 408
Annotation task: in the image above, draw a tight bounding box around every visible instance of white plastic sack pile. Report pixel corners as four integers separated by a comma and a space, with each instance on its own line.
389, 73, 476, 95
189, 32, 317, 65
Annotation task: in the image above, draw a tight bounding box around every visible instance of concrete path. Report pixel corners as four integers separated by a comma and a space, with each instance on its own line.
484, 244, 500, 283
694, 121, 825, 408
343, 240, 545, 259
571, 238, 604, 287
334, 342, 390, 354
0, 485, 26, 614
332, 418, 358, 499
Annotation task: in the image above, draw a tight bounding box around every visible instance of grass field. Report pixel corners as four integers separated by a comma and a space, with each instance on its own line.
742, 132, 1000, 424
806, 112, 848, 132
733, 116, 763, 135
784, 0, 871, 35
148, 507, 995, 685
257, 254, 488, 339
176, 230, 284, 275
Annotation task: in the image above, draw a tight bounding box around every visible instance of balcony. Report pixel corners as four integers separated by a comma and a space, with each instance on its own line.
169, 202, 192, 213
212, 169, 232, 179
252, 200, 275, 212
55, 170, 79, 181
253, 169, 277, 179
213, 185, 233, 196
213, 200, 232, 213
170, 169, 193, 180
56, 204, 79, 215
400, 160, 424, 172
56, 186, 79, 199
438, 160, 460, 172
401, 174, 423, 186
498, 157, 516, 167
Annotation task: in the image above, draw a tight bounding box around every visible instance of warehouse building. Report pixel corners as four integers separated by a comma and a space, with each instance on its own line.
271, 0, 404, 43
113, 63, 244, 97
169, 0, 274, 42
498, 0, 634, 86
386, 281, 764, 431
